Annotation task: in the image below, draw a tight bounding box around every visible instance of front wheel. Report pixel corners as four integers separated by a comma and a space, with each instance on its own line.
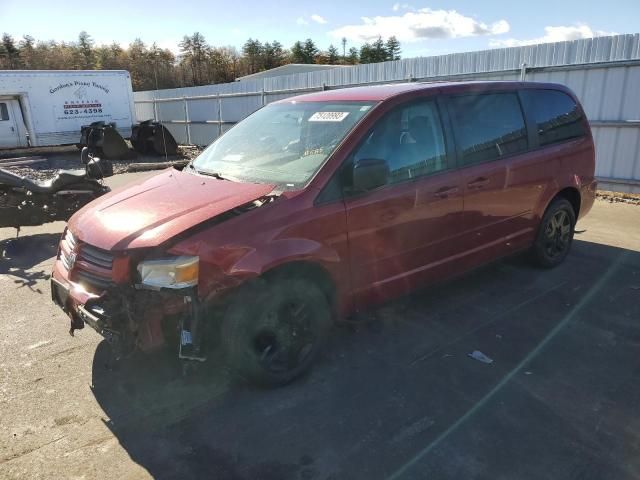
222, 278, 331, 386
531, 198, 576, 268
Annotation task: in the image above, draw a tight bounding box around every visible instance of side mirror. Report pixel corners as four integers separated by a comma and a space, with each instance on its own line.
352, 158, 389, 192
80, 146, 90, 165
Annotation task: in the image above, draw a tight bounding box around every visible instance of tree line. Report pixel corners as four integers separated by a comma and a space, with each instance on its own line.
0, 32, 402, 91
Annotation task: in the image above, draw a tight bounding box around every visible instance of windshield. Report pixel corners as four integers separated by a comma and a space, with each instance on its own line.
191, 101, 376, 188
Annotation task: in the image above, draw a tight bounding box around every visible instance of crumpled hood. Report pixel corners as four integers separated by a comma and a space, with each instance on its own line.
68, 168, 275, 251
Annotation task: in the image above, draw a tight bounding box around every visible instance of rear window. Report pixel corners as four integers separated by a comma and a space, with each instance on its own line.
520, 89, 587, 146
449, 93, 528, 166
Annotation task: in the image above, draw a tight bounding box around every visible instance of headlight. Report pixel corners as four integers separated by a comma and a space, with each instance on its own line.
137, 256, 199, 289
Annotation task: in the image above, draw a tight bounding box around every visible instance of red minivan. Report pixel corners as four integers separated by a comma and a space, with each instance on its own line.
52, 81, 596, 385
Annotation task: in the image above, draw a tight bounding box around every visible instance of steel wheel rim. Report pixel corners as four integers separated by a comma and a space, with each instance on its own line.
251, 300, 315, 374
544, 209, 571, 258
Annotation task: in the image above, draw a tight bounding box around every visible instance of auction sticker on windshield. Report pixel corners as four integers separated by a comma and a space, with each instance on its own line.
309, 111, 350, 122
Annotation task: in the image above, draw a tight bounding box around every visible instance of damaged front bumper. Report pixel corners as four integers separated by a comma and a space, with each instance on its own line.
51, 261, 207, 361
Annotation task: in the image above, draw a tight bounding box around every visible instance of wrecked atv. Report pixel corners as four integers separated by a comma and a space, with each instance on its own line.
0, 148, 112, 230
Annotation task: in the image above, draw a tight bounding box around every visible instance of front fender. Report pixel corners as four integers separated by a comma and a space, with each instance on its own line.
230, 238, 342, 277
190, 238, 345, 303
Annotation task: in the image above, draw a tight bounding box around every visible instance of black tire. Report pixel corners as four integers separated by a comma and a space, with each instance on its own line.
531, 198, 576, 268
222, 278, 331, 387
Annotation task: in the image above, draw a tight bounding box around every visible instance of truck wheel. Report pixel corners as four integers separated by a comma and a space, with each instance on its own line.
222, 278, 331, 386
531, 198, 576, 268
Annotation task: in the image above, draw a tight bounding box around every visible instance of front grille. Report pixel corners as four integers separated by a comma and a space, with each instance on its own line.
75, 243, 114, 292
60, 229, 114, 292
75, 270, 113, 290
60, 229, 76, 271
78, 244, 113, 270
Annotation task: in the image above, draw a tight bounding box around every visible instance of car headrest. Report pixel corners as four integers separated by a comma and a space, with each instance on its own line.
409, 116, 434, 145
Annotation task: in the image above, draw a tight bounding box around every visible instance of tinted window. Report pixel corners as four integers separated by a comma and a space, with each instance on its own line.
0, 103, 8, 121
449, 93, 528, 166
353, 100, 447, 184
521, 89, 586, 146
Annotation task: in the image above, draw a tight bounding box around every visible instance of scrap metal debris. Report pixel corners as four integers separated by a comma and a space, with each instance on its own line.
467, 350, 494, 364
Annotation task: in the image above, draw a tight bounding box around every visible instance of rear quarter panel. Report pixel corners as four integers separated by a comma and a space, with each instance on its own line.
526, 85, 596, 221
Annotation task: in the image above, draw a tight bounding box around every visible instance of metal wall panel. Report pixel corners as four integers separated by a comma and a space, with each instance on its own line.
134, 34, 640, 192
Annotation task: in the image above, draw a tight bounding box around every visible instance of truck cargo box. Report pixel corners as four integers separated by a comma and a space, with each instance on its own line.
0, 70, 135, 149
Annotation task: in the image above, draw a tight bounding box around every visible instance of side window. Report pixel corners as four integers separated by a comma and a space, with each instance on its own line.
449, 93, 528, 166
0, 103, 8, 121
353, 100, 447, 184
520, 89, 586, 146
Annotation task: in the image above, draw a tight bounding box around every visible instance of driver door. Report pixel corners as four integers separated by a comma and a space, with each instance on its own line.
343, 99, 465, 309
0, 100, 24, 148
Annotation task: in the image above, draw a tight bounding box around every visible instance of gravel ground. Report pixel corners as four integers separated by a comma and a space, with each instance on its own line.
0, 145, 203, 181
0, 176, 639, 480
596, 190, 640, 205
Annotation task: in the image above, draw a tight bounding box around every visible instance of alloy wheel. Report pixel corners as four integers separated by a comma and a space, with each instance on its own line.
544, 209, 571, 259
251, 300, 316, 374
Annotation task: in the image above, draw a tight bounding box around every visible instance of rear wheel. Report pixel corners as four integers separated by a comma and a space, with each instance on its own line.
531, 198, 576, 268
222, 278, 331, 386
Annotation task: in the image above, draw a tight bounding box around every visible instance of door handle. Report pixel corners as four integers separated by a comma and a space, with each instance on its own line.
467, 177, 490, 189
433, 186, 459, 199
10, 126, 15, 132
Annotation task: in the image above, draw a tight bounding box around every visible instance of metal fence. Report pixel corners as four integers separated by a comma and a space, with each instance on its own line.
134, 34, 640, 193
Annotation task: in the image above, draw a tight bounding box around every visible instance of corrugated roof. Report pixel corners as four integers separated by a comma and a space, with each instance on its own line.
235, 64, 347, 82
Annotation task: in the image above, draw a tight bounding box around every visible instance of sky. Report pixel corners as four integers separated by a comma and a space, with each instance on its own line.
1, 0, 639, 58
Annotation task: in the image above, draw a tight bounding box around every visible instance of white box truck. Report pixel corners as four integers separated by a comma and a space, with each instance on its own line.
0, 70, 135, 149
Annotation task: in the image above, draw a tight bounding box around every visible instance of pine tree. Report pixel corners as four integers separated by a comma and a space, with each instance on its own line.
371, 36, 387, 63
386, 36, 401, 61
302, 38, 318, 64
242, 38, 263, 73
18, 35, 35, 68
180, 32, 211, 84
263, 41, 287, 70
77, 31, 95, 69
327, 44, 339, 64
290, 41, 306, 63
1, 34, 20, 69
347, 47, 359, 65
359, 43, 372, 64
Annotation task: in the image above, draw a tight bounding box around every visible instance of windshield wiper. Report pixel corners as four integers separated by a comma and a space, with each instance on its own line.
187, 163, 230, 181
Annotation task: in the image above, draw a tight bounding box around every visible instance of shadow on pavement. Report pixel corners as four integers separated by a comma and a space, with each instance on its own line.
0, 233, 60, 292
91, 240, 640, 480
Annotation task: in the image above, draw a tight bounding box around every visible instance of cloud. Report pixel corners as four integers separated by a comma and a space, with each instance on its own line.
330, 8, 509, 43
392, 3, 411, 11
489, 24, 616, 48
311, 14, 327, 24
296, 17, 309, 26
